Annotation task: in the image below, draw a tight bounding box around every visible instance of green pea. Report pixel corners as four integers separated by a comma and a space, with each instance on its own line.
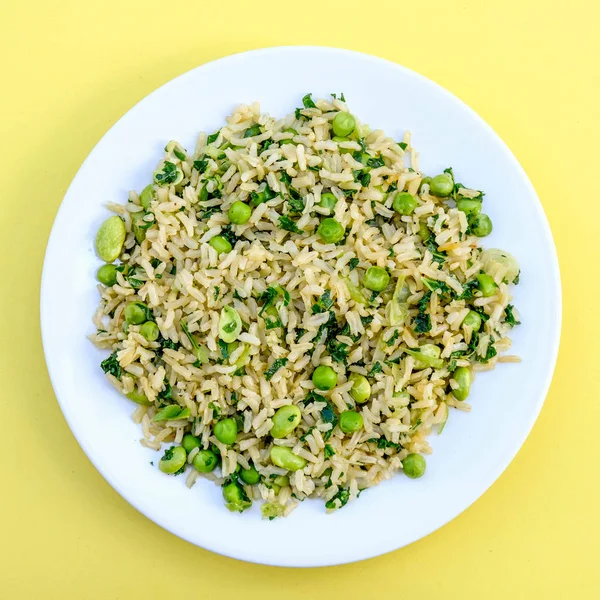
470, 213, 493, 237
159, 446, 187, 474
96, 264, 118, 286
348, 373, 371, 404
270, 446, 307, 471
139, 321, 159, 341
193, 450, 219, 473
429, 174, 454, 197
392, 192, 418, 215
222, 480, 252, 512
182, 433, 201, 453
312, 365, 338, 391
209, 235, 233, 254
339, 410, 364, 433
139, 184, 156, 210
319, 192, 338, 213
418, 222, 431, 241
462, 310, 482, 331
418, 176, 432, 192
213, 418, 238, 445
95, 216, 126, 262
317, 218, 345, 244
363, 266, 390, 292
219, 306, 242, 343
403, 453, 426, 479
228, 201, 252, 225
240, 465, 261, 485
456, 198, 482, 216
124, 302, 149, 325
270, 405, 302, 439
332, 112, 356, 137
477, 273, 497, 297
453, 367, 472, 401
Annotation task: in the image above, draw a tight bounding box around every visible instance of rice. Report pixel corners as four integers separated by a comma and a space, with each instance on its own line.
92, 94, 521, 518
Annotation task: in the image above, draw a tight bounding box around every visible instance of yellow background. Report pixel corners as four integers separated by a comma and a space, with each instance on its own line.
1, 0, 598, 597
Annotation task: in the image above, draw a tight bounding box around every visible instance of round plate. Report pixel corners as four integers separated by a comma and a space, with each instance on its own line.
41, 47, 561, 567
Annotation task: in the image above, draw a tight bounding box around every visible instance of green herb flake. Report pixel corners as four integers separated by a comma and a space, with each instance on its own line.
385, 330, 400, 346
265, 358, 288, 381
414, 291, 432, 334
206, 131, 220, 145
302, 93, 317, 108
154, 161, 179, 185
368, 361, 382, 377
504, 304, 521, 327
100, 352, 121, 379
311, 290, 334, 314
324, 444, 336, 459
244, 124, 262, 138
348, 258, 359, 271
278, 215, 303, 234
325, 488, 350, 510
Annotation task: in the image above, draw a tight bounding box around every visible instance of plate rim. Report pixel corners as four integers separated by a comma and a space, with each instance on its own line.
40, 45, 562, 567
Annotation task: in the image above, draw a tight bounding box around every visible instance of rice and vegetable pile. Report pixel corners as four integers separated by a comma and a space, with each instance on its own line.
91, 94, 521, 518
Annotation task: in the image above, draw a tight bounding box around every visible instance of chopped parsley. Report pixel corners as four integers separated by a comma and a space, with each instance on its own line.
287, 195, 305, 213
385, 330, 400, 346
311, 290, 334, 314
294, 328, 307, 342
157, 381, 172, 403
220, 224, 238, 246
265, 358, 288, 381
425, 238, 447, 264
154, 161, 179, 185
368, 361, 383, 377
413, 291, 432, 333
422, 277, 452, 296
244, 124, 262, 138
348, 258, 359, 271
360, 172, 372, 187
456, 279, 479, 300
398, 142, 408, 150
218, 339, 229, 360
127, 276, 144, 289
208, 401, 221, 418
206, 131, 220, 145
324, 444, 336, 459
159, 336, 179, 352
302, 93, 317, 108
100, 352, 121, 379
300, 426, 316, 442
504, 304, 521, 327
213, 286, 220, 301
320, 401, 338, 441
278, 215, 303, 234
258, 285, 290, 316
367, 156, 385, 169
193, 159, 209, 173
325, 488, 350, 510
327, 338, 349, 365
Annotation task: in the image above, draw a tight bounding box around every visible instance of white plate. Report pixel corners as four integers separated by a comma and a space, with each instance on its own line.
41, 47, 561, 567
